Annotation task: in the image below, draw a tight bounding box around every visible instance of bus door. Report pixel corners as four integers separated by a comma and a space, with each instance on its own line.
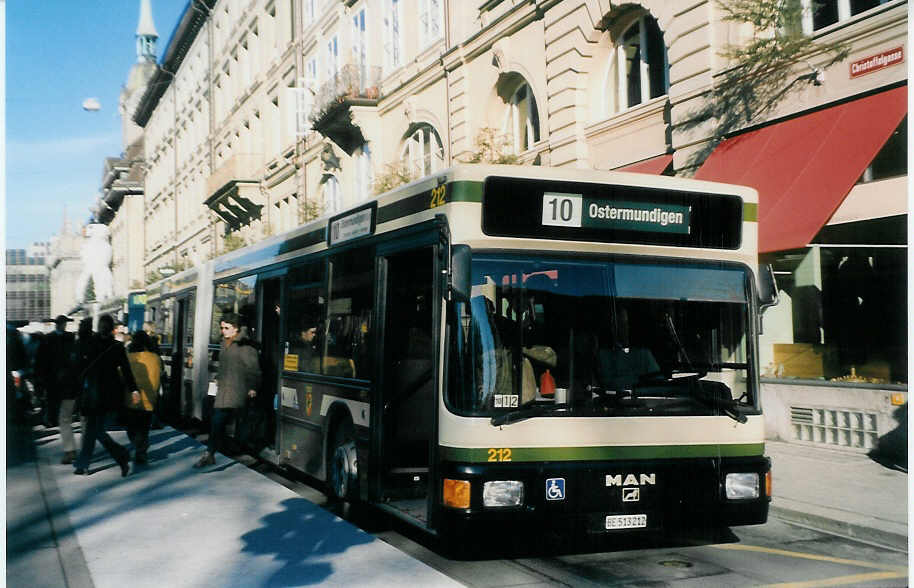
257, 276, 283, 455
375, 245, 437, 525
177, 294, 196, 423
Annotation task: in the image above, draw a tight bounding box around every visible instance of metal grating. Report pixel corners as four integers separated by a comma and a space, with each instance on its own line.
789, 405, 879, 450
790, 406, 814, 424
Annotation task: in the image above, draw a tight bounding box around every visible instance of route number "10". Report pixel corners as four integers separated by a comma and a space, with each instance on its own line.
541, 193, 582, 227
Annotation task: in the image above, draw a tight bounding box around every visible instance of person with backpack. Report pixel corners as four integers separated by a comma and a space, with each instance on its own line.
73, 314, 140, 477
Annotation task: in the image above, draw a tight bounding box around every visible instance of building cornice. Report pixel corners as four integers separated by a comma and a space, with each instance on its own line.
134, 0, 217, 127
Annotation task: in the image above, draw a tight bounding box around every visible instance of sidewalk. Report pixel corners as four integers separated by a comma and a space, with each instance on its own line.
7, 423, 907, 588
6, 418, 461, 588
766, 439, 908, 551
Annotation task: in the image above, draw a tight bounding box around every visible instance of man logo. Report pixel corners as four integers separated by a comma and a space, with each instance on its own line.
605, 473, 656, 487
622, 487, 640, 502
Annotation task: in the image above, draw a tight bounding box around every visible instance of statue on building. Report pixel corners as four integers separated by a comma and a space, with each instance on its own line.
75, 224, 114, 303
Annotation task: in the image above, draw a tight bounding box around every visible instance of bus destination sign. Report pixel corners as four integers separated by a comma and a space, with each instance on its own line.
541, 192, 690, 234
482, 176, 742, 249
328, 202, 376, 247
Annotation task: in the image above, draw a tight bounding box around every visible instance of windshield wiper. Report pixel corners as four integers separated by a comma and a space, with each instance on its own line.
660, 314, 746, 424
691, 384, 747, 424
490, 401, 569, 426
637, 370, 746, 424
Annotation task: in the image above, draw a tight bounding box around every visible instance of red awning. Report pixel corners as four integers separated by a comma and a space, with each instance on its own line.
614, 154, 673, 174
694, 85, 907, 253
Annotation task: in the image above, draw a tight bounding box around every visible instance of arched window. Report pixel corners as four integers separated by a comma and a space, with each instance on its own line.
609, 14, 668, 113
322, 175, 342, 213
401, 124, 444, 178
354, 145, 373, 200
500, 80, 540, 154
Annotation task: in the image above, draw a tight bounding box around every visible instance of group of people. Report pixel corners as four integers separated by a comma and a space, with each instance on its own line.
15, 310, 264, 476
33, 314, 162, 477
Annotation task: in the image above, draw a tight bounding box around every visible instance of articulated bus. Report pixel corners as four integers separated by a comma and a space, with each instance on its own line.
145, 164, 774, 542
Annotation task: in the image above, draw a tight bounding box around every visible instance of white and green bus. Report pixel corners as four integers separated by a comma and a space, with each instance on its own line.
146, 164, 774, 541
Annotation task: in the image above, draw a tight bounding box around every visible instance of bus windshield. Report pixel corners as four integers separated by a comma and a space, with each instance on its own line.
446, 254, 756, 419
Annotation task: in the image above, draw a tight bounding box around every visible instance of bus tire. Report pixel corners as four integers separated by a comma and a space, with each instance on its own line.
328, 418, 358, 502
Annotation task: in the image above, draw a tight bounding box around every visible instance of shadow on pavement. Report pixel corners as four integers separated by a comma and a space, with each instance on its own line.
239, 497, 374, 586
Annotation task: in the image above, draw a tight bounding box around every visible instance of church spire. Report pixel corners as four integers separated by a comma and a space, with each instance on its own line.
136, 0, 158, 63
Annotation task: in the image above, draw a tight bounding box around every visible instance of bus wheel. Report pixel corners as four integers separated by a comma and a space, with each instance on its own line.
328, 420, 358, 502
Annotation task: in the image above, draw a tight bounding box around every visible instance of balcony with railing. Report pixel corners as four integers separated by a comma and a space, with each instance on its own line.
310, 63, 381, 154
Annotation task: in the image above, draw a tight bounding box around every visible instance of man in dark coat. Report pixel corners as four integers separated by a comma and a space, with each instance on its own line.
37, 315, 81, 462
194, 312, 261, 468
73, 314, 141, 477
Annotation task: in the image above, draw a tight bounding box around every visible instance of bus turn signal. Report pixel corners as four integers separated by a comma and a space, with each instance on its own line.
443, 478, 471, 509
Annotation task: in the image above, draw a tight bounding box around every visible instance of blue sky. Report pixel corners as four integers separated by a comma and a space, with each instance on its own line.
6, 0, 189, 249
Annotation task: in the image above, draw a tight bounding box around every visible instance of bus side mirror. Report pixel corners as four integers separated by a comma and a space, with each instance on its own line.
451, 245, 471, 303
758, 264, 778, 315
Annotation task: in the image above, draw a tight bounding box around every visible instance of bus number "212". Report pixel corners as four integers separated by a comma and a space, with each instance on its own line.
429, 185, 447, 208
487, 448, 513, 462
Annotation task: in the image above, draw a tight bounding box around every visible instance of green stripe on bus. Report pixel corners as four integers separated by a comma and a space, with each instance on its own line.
448, 181, 483, 203
439, 443, 765, 463
743, 202, 758, 222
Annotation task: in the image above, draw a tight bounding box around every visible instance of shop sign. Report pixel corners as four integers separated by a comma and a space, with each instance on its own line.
850, 47, 904, 79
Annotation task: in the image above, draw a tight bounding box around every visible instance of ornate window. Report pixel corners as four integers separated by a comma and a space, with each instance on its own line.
609, 14, 667, 113
325, 35, 339, 81
401, 124, 444, 178
322, 175, 342, 213
500, 80, 540, 154
419, 0, 443, 49
354, 145, 374, 200
352, 8, 368, 89
383, 0, 402, 73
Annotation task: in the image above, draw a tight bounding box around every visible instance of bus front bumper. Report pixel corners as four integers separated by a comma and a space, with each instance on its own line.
438, 456, 770, 536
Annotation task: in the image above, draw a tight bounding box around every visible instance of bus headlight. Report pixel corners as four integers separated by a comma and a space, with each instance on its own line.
483, 480, 524, 507
725, 473, 759, 499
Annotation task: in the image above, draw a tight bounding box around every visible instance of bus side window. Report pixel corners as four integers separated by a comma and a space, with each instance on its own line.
326, 249, 373, 379
284, 262, 326, 374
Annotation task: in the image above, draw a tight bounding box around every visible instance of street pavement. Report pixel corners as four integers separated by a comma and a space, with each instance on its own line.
6, 415, 460, 588
6, 417, 908, 587
766, 439, 908, 552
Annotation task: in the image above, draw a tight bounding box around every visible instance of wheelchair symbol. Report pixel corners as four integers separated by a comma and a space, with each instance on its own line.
546, 478, 565, 501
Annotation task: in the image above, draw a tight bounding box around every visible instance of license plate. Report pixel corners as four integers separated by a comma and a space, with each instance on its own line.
605, 514, 647, 530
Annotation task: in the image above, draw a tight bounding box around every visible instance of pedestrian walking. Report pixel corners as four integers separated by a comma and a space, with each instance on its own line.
126, 331, 162, 465
35, 320, 62, 428
194, 312, 261, 468
73, 314, 140, 477
37, 315, 81, 463
141, 321, 165, 430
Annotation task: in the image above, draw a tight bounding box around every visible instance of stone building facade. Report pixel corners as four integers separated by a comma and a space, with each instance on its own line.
46, 217, 83, 318
131, 0, 906, 451
85, 0, 159, 327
